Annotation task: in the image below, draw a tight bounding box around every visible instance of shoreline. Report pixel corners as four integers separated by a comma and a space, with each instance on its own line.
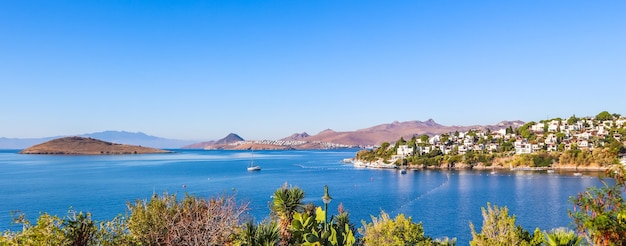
348, 158, 611, 172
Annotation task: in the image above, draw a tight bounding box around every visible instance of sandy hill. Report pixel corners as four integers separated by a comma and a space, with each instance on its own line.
19, 137, 171, 155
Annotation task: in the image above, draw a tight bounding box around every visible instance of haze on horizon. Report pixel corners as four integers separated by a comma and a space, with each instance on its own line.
1, 1, 624, 141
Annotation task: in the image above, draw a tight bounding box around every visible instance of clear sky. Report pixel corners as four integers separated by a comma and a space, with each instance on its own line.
1, 0, 624, 141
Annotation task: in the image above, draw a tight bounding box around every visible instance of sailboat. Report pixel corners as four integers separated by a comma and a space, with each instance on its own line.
573, 165, 582, 176
247, 149, 261, 171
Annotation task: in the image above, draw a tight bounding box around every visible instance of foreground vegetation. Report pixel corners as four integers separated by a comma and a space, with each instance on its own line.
2, 165, 626, 245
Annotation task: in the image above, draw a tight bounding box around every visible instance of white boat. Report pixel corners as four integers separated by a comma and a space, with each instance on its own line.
573, 172, 582, 176
247, 165, 261, 171
547, 169, 555, 173
247, 150, 261, 171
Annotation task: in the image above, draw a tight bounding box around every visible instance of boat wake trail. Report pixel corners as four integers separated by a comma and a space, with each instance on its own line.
293, 163, 353, 171
390, 172, 451, 215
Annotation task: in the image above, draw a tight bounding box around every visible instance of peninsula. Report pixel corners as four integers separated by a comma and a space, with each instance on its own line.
353, 111, 626, 171
19, 137, 171, 155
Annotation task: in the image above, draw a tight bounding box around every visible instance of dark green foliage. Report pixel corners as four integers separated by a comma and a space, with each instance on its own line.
596, 111, 613, 121
62, 211, 97, 246
532, 153, 556, 167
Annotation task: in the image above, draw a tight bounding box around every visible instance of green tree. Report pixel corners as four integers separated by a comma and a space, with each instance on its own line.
271, 183, 305, 246
359, 210, 441, 246
596, 111, 613, 121
1, 213, 65, 245
567, 115, 579, 125
469, 203, 543, 246
569, 165, 626, 245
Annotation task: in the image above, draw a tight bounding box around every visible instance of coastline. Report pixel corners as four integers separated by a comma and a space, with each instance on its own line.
348, 158, 612, 172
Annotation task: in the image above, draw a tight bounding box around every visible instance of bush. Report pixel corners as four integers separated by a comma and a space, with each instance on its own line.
127, 192, 249, 245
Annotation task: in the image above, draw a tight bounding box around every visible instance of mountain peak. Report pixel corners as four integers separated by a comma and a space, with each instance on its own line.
215, 133, 244, 145
424, 118, 439, 126
281, 132, 310, 141
318, 129, 336, 134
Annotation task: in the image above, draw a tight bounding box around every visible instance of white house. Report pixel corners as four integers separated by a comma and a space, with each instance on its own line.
429, 135, 440, 145
488, 143, 499, 152
545, 134, 557, 145
548, 120, 559, 132
531, 123, 544, 132
397, 145, 414, 156
515, 140, 532, 154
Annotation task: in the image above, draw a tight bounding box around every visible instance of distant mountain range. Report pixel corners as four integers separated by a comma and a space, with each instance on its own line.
1, 119, 524, 150
0, 131, 196, 149
291, 119, 524, 147
182, 119, 524, 149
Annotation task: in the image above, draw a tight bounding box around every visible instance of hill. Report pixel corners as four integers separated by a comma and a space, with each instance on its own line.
280, 132, 310, 141
300, 119, 524, 146
184, 119, 524, 150
19, 137, 171, 155
183, 133, 244, 149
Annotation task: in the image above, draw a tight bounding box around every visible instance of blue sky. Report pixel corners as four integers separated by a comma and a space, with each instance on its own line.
1, 0, 624, 141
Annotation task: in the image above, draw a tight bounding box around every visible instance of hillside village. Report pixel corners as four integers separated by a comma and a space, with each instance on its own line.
356, 112, 626, 169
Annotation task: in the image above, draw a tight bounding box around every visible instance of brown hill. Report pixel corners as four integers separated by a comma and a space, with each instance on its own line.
183, 119, 524, 149
280, 132, 310, 141
302, 119, 524, 146
19, 137, 171, 155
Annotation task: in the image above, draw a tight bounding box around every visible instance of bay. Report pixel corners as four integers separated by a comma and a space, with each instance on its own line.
0, 149, 604, 244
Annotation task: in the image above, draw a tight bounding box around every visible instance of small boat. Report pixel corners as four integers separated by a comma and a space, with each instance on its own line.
573, 172, 582, 176
247, 150, 261, 171
547, 169, 555, 173
247, 165, 261, 171
400, 169, 407, 174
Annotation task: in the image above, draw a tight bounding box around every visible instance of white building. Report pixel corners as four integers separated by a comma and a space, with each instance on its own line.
397, 145, 414, 156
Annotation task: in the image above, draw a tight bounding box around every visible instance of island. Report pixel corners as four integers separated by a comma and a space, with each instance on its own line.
19, 136, 171, 155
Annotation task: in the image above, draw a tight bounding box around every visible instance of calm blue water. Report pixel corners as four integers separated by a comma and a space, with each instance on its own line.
0, 149, 604, 244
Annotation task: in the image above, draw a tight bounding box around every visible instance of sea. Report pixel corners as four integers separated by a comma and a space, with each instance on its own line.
0, 149, 606, 245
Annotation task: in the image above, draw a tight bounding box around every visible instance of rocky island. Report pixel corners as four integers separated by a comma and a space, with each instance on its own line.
19, 136, 171, 155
